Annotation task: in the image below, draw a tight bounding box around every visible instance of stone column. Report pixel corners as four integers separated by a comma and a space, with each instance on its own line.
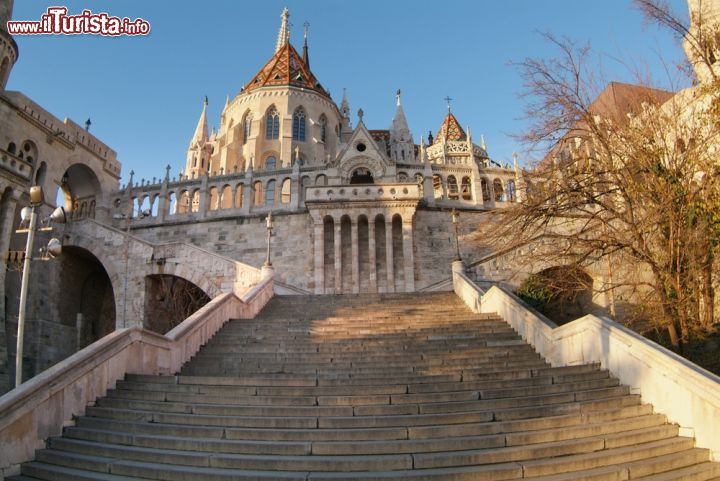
313, 221, 324, 294
351, 219, 359, 294
241, 180, 252, 215
385, 219, 395, 293
334, 220, 342, 294
368, 219, 377, 293
402, 220, 416, 292
198, 175, 208, 219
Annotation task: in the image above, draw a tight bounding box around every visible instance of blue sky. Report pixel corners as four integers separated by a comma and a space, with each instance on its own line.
8, 1, 689, 186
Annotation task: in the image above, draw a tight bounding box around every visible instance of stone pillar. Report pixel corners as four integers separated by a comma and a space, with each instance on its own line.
241, 180, 252, 215
334, 221, 342, 294
198, 175, 209, 219
402, 220, 415, 292
385, 219, 395, 293
368, 219, 377, 293
313, 221, 324, 294
351, 219, 359, 294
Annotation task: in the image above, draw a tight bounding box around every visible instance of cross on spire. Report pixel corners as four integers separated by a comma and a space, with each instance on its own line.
303, 21, 309, 40
444, 96, 453, 112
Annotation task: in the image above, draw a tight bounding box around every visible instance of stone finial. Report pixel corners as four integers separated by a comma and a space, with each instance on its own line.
165, 165, 171, 180
357, 108, 364, 122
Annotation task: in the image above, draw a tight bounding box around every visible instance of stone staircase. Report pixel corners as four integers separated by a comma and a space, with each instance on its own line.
10, 292, 720, 480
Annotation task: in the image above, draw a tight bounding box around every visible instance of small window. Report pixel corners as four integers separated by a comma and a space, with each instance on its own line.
265, 156, 276, 170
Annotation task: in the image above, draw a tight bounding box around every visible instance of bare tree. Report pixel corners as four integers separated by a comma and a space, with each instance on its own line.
480, 20, 720, 352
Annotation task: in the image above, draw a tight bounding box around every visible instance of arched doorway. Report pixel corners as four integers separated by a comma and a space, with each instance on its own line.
350, 168, 374, 184
144, 275, 211, 334
57, 246, 116, 349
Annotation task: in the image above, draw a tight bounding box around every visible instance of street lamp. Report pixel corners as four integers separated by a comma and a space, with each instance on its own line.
13, 186, 66, 387
264, 212, 274, 267
451, 208, 461, 262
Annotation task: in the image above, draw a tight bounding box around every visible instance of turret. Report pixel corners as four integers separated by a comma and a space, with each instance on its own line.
185, 97, 212, 178
388, 89, 415, 162
0, 0, 18, 90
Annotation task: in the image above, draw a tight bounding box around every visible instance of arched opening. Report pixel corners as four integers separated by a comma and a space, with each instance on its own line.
34, 161, 47, 187
220, 185, 233, 209
461, 177, 472, 200
358, 215, 370, 292
191, 189, 201, 213
281, 178, 291, 204
265, 156, 277, 170
253, 181, 264, 206
208, 187, 219, 211
57, 246, 116, 350
481, 178, 490, 202
340, 215, 352, 293
447, 175, 459, 199
433, 175, 443, 199
167, 192, 177, 215
323, 216, 335, 293
493, 178, 504, 202
391, 214, 405, 292
517, 266, 594, 325
144, 275, 211, 335
265, 180, 276, 206
235, 184, 244, 208
315, 174, 327, 186
177, 190, 190, 214
507, 180, 516, 202
350, 168, 374, 184
374, 215, 388, 293
58, 163, 102, 214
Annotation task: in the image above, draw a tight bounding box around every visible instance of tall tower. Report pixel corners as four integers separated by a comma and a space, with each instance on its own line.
0, 0, 18, 90
685, 0, 720, 83
185, 97, 213, 178
388, 89, 415, 162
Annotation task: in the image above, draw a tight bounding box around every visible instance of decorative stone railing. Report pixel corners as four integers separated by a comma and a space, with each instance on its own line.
0, 273, 274, 478
452, 268, 720, 461
305, 183, 421, 203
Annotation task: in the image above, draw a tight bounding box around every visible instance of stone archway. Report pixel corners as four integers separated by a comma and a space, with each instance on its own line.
58, 163, 102, 219
144, 274, 211, 335
56, 246, 116, 349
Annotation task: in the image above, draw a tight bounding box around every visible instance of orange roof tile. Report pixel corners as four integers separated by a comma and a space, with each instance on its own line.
435, 112, 467, 144
244, 43, 328, 97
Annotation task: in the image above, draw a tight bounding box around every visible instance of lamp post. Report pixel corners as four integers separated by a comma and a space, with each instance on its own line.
264, 212, 274, 267
451, 208, 461, 262
13, 186, 66, 387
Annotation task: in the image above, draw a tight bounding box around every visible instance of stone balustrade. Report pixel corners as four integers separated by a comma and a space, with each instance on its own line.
0, 274, 274, 478
305, 183, 420, 203
452, 268, 720, 461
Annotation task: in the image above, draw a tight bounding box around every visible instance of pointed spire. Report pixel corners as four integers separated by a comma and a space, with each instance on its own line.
340, 88, 350, 118
224, 94, 230, 109
275, 8, 290, 53
190, 96, 209, 147
480, 134, 487, 151
302, 21, 310, 68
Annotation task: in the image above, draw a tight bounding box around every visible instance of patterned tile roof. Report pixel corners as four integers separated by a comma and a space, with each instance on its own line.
244, 43, 328, 97
434, 112, 467, 144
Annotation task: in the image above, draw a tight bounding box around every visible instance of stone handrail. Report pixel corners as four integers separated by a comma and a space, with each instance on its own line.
453, 269, 720, 461
0, 274, 274, 478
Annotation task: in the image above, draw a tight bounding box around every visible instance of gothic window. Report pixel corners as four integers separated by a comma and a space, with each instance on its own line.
319, 114, 327, 143
292, 107, 306, 141
265, 106, 279, 139
265, 156, 276, 170
432, 175, 443, 199
253, 181, 264, 206
265, 180, 276, 206
242, 111, 252, 144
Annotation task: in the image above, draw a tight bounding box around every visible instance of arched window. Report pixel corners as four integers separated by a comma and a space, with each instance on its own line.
292, 107, 306, 141
315, 174, 327, 186
265, 106, 279, 139
319, 114, 327, 143
265, 156, 276, 170
7, 142, 16, 154
242, 111, 252, 144
433, 175, 443, 199
265, 180, 276, 206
